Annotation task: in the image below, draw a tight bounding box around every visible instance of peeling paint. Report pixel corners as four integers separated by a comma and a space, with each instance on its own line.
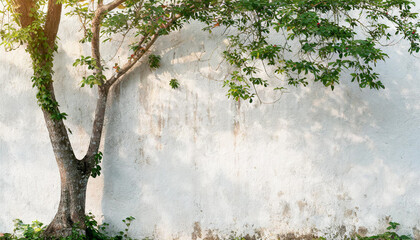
297, 200, 307, 212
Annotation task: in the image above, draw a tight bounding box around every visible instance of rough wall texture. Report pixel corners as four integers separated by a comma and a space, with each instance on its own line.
1, 8, 420, 240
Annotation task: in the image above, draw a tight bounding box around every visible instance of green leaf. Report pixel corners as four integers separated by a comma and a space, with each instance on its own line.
169, 78, 180, 89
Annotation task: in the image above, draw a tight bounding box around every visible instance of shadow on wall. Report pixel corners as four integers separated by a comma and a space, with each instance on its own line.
95, 22, 420, 239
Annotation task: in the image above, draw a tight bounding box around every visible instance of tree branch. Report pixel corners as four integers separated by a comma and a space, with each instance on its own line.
91, 9, 104, 80
42, 82, 78, 163
84, 0, 130, 164
91, 0, 128, 83
84, 86, 108, 160
44, 0, 62, 48
102, 0, 127, 12
85, 2, 179, 164
12, 0, 36, 28
105, 14, 181, 89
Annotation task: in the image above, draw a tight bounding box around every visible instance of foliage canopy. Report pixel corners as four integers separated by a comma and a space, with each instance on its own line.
1, 0, 420, 107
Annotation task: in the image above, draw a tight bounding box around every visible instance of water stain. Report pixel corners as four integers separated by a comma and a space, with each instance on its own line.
337, 193, 351, 201
277, 233, 318, 240
344, 209, 357, 218
338, 225, 346, 236
193, 93, 199, 143
357, 227, 368, 237
233, 100, 241, 147
412, 227, 420, 240
188, 225, 322, 240
112, 79, 121, 99
192, 222, 202, 240
203, 230, 220, 240
206, 101, 213, 124
282, 203, 291, 217
297, 200, 307, 212
139, 80, 153, 116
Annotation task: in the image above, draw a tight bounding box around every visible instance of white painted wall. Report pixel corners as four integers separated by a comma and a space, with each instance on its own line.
1, 6, 420, 240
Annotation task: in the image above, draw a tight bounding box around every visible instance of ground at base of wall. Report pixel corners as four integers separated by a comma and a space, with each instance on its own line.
0, 217, 414, 240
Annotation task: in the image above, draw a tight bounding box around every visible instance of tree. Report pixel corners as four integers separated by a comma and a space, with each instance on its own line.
0, 0, 419, 237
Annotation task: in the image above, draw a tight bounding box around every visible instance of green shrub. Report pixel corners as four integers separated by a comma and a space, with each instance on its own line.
355, 222, 411, 240
0, 218, 412, 240
0, 213, 137, 240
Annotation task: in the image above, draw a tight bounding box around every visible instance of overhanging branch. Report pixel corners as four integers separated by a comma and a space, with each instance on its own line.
105, 14, 182, 89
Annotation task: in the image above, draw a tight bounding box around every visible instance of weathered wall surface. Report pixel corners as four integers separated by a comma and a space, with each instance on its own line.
1, 8, 420, 240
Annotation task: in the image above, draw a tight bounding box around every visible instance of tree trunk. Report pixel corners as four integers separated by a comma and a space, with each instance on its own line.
37, 82, 110, 238
44, 158, 90, 237
39, 84, 92, 238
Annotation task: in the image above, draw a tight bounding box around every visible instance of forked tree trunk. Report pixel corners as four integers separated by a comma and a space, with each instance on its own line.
39, 83, 109, 238
14, 0, 111, 237
40, 84, 93, 237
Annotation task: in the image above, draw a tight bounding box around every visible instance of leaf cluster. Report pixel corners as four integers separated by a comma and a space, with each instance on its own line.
90, 151, 103, 178
148, 54, 161, 69
193, 0, 420, 102
2, 0, 420, 107
73, 56, 106, 87
169, 78, 180, 89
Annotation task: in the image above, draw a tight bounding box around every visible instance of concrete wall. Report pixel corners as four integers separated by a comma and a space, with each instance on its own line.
1, 8, 420, 240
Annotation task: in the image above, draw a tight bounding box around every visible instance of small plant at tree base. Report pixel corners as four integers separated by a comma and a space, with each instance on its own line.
0, 214, 137, 240
1, 219, 46, 239
148, 54, 161, 69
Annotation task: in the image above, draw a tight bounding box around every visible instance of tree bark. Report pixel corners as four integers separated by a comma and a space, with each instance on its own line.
43, 157, 89, 237
39, 84, 110, 238
86, 86, 108, 158
40, 83, 93, 238
11, 0, 109, 237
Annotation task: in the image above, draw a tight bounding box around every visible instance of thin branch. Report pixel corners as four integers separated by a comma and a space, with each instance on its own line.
105, 14, 182, 89
106, 28, 132, 62
102, 0, 126, 12
91, 0, 130, 83
84, 87, 108, 159
91, 7, 104, 81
